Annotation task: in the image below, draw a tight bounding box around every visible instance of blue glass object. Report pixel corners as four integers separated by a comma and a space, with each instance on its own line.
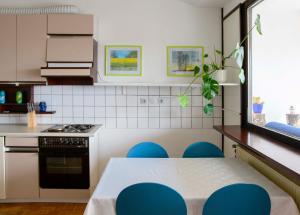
0, 90, 5, 104
253, 103, 264, 113
39, 101, 47, 112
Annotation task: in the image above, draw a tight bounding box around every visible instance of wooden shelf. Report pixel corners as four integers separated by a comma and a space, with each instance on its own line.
214, 125, 300, 186
36, 111, 56, 114
0, 110, 56, 115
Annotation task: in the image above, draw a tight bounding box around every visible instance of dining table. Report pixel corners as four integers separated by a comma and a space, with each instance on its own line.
84, 158, 299, 215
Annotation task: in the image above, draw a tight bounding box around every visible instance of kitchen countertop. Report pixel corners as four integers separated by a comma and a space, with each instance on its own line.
0, 124, 103, 137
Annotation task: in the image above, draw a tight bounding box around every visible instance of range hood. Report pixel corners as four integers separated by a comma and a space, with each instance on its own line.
41, 67, 97, 85
41, 35, 98, 85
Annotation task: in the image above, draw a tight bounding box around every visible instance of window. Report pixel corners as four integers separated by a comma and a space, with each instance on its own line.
247, 0, 300, 140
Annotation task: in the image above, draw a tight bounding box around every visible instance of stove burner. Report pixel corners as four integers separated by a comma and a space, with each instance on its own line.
42, 124, 95, 133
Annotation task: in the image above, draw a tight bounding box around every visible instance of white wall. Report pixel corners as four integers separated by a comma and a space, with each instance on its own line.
0, 0, 223, 174
0, 0, 222, 84
99, 129, 221, 173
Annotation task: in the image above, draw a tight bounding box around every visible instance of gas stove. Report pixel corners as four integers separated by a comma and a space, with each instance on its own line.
42, 124, 95, 133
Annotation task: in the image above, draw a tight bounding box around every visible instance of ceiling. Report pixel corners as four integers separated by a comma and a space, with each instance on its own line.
181, 0, 233, 7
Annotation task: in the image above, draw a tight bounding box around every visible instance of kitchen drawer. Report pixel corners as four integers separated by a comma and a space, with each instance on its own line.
47, 36, 93, 62
48, 14, 93, 35
5, 137, 38, 147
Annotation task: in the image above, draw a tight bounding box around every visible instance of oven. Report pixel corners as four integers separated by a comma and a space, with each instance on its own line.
39, 137, 90, 189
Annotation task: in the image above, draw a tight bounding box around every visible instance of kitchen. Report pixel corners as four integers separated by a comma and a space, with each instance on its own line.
0, 0, 299, 215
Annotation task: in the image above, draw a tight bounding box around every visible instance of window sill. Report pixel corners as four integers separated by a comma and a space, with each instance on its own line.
214, 125, 300, 186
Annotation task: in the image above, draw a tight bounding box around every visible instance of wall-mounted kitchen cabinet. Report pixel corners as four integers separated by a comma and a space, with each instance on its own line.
17, 15, 47, 82
48, 14, 93, 35
0, 15, 17, 82
47, 36, 94, 62
0, 15, 46, 83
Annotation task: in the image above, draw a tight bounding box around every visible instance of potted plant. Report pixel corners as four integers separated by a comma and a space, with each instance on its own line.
178, 14, 262, 115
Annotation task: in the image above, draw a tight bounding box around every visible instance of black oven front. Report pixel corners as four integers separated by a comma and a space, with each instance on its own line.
39, 137, 90, 189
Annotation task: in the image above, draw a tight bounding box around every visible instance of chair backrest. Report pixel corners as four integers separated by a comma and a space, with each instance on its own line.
203, 183, 271, 215
127, 142, 169, 158
182, 142, 224, 158
116, 183, 187, 215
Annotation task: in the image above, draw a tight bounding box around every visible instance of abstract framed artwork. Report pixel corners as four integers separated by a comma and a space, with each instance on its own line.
167, 46, 204, 77
105, 45, 142, 76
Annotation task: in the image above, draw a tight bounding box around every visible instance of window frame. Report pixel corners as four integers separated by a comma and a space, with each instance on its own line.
240, 0, 300, 149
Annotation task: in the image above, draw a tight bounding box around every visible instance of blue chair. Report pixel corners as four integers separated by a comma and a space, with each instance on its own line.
182, 142, 224, 158
203, 183, 271, 215
127, 142, 169, 158
116, 183, 187, 215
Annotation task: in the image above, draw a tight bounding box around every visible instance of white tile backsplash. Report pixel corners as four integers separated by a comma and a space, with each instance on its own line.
106, 106, 116, 117
73, 95, 84, 106
84, 95, 95, 106
62, 86, 73, 95
116, 95, 127, 106
127, 118, 138, 128
127, 96, 138, 106
160, 107, 171, 117
1, 85, 222, 129
138, 118, 148, 128
63, 95, 73, 106
84, 86, 94, 95
106, 95, 116, 106
117, 107, 127, 118
52, 86, 62, 95
95, 107, 105, 118
138, 86, 148, 95
95, 95, 106, 106
84, 107, 95, 118
149, 118, 159, 128
73, 106, 84, 117
149, 107, 159, 117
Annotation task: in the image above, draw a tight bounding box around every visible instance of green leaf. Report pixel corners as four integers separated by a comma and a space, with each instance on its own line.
202, 72, 210, 82
255, 14, 262, 35
215, 49, 222, 55
210, 62, 220, 71
178, 95, 189, 108
204, 103, 214, 115
202, 78, 219, 100
204, 53, 209, 58
194, 66, 200, 76
203, 64, 209, 73
239, 68, 245, 84
234, 44, 244, 68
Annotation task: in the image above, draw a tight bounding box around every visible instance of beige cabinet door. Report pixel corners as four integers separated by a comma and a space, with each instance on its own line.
0, 137, 5, 199
48, 14, 93, 35
5, 152, 39, 199
0, 15, 17, 82
17, 15, 47, 82
47, 36, 93, 62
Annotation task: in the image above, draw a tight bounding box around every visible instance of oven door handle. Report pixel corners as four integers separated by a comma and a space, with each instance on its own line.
5, 147, 39, 153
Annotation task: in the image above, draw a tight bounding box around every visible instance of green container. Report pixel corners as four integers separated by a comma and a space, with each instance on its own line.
16, 91, 23, 104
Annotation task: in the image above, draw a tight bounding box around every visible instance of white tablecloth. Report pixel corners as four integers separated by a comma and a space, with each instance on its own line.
84, 158, 299, 215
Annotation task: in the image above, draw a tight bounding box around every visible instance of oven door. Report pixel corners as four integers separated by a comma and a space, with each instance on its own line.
39, 148, 89, 189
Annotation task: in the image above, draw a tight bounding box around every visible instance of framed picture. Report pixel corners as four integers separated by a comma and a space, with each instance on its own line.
167, 46, 204, 77
105, 45, 142, 76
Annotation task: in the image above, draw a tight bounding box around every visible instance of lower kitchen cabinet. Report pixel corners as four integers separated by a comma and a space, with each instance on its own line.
0, 137, 5, 199
5, 152, 39, 199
